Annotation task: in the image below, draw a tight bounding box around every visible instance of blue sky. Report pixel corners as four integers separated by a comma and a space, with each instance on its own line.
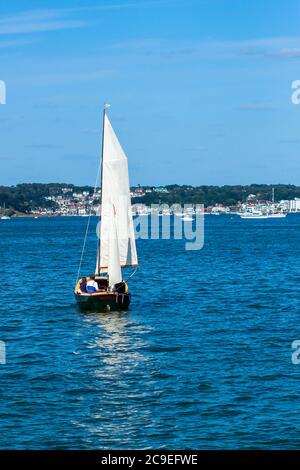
1, 0, 300, 186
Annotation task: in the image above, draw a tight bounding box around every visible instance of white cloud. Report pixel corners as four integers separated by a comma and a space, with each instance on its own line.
103, 36, 300, 63
0, 9, 86, 35
0, 1, 184, 36
238, 103, 276, 112
224, 37, 300, 59
0, 38, 33, 48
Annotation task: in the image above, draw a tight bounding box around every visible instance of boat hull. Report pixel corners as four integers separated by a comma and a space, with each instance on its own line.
240, 213, 286, 219
240, 215, 269, 219
268, 213, 286, 218
75, 292, 131, 312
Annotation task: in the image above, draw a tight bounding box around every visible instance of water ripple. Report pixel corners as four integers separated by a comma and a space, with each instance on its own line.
1, 215, 300, 449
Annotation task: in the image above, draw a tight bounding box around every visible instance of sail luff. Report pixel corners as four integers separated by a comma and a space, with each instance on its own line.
95, 107, 106, 275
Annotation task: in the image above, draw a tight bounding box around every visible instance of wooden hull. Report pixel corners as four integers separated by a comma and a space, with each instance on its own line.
75, 291, 131, 312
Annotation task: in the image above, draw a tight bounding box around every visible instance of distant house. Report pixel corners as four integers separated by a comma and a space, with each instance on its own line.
62, 187, 70, 194
72, 192, 84, 199
289, 198, 300, 212
211, 205, 229, 214
153, 186, 169, 193
279, 200, 289, 211
131, 188, 145, 197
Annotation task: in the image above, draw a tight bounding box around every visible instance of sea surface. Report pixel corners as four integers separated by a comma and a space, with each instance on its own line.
1, 214, 300, 449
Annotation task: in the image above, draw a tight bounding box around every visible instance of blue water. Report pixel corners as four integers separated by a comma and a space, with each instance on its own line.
1, 214, 300, 449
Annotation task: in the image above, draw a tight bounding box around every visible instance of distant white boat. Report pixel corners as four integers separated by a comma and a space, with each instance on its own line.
240, 210, 286, 219
239, 210, 268, 219
267, 212, 286, 218
181, 215, 194, 221
1, 216, 10, 220
240, 214, 268, 219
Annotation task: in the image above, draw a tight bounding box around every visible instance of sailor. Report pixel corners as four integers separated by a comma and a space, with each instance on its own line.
86, 278, 99, 293
79, 278, 87, 293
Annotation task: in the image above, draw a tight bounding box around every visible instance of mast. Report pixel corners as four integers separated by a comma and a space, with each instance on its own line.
96, 104, 108, 274
272, 187, 275, 204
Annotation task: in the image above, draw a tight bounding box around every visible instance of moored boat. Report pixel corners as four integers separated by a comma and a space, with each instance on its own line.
239, 211, 269, 219
267, 212, 286, 218
239, 211, 287, 219
181, 215, 194, 221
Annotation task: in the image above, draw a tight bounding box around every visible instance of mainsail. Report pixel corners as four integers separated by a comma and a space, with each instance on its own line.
96, 112, 138, 280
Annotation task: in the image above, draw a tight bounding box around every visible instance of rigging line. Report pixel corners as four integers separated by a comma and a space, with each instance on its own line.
124, 266, 138, 282
76, 154, 102, 283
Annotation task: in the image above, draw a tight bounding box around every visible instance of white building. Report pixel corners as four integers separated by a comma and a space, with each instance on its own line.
278, 200, 290, 211
211, 205, 230, 214
289, 198, 300, 212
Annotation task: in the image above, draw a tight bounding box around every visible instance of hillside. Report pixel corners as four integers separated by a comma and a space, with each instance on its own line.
1, 183, 300, 214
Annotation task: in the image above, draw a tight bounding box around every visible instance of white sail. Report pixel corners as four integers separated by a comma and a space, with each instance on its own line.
97, 113, 138, 274
108, 208, 122, 287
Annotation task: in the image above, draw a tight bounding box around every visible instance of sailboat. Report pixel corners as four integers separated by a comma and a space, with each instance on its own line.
74, 105, 138, 312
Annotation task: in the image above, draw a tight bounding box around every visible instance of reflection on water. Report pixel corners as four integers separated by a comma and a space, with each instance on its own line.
72, 312, 158, 449
82, 311, 151, 370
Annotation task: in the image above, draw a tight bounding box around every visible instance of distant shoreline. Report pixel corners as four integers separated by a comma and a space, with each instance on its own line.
2, 183, 300, 216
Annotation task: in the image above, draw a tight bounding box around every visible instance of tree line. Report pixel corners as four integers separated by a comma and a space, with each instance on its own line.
1, 183, 300, 213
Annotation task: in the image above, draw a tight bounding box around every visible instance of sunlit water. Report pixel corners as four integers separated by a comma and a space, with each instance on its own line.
1, 214, 300, 449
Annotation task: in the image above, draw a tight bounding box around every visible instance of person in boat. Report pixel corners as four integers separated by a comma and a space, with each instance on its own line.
113, 281, 127, 293
86, 277, 99, 293
79, 278, 87, 293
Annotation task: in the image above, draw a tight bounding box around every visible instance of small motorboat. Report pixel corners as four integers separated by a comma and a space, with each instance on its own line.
181, 215, 194, 221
